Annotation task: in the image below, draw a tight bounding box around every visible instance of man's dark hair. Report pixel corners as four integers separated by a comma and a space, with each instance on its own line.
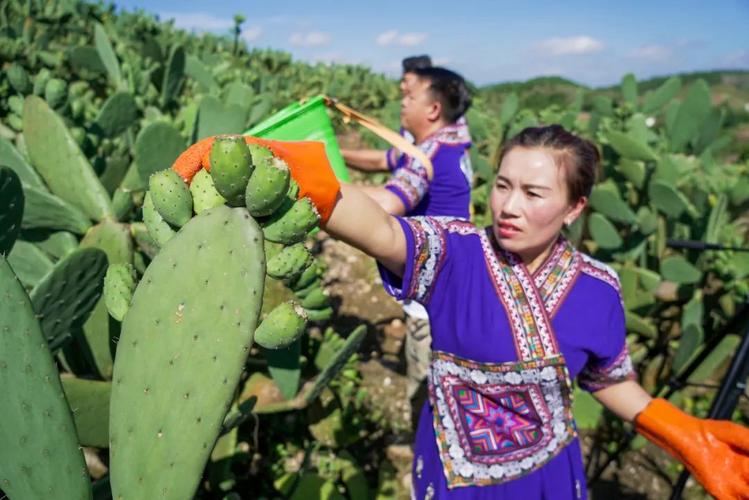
413, 66, 472, 123
402, 55, 432, 74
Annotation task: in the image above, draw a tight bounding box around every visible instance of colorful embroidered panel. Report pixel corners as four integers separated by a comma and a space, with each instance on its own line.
429, 351, 576, 488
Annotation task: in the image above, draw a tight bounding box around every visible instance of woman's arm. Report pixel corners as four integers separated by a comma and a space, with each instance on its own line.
340, 148, 389, 172
592, 380, 652, 422
357, 185, 407, 216
322, 184, 407, 276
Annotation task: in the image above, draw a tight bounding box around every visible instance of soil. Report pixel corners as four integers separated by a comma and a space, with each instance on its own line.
315, 227, 712, 500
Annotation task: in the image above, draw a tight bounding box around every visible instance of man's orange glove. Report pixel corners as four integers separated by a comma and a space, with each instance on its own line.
170, 135, 340, 222
635, 398, 749, 499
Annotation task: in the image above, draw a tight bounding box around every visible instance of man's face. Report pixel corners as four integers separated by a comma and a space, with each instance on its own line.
400, 77, 438, 133
399, 72, 419, 96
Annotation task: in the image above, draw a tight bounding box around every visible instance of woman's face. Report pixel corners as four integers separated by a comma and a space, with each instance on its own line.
489, 147, 586, 265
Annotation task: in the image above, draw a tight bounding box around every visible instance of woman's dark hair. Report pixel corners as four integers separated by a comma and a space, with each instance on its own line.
402, 55, 432, 73
498, 125, 599, 202
413, 66, 472, 123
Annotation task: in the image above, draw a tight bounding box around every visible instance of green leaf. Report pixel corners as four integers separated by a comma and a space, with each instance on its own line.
669, 79, 711, 152
499, 93, 519, 126
660, 255, 702, 284
588, 213, 622, 249
94, 22, 122, 88
648, 180, 693, 218
23, 96, 113, 221
642, 76, 681, 114
625, 311, 657, 338
93, 92, 138, 137
572, 387, 603, 430
606, 130, 658, 162
621, 73, 638, 107
589, 186, 637, 224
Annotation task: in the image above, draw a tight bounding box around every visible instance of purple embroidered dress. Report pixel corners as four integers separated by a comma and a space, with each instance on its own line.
385, 120, 472, 219
379, 217, 636, 499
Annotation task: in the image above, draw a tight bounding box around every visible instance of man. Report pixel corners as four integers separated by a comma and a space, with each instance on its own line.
342, 66, 474, 429
340, 54, 432, 171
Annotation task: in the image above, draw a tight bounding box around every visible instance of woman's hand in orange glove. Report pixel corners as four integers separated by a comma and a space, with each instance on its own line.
170, 135, 340, 223
635, 398, 749, 499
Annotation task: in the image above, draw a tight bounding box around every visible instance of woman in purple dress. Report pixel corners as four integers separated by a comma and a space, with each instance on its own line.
321, 124, 749, 499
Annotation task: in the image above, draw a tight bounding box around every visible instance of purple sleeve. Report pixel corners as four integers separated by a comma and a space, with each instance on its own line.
386, 147, 399, 171
378, 216, 448, 305
384, 153, 432, 212
578, 292, 637, 392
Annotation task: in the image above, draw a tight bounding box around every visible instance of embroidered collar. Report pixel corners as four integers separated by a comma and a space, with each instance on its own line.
479, 230, 582, 360
419, 119, 472, 149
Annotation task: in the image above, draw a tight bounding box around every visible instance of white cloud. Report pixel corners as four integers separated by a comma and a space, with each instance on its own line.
535, 36, 603, 56
376, 29, 428, 47
628, 44, 671, 60
241, 25, 263, 42
289, 31, 331, 47
160, 12, 233, 31
399, 32, 428, 47
376, 30, 398, 46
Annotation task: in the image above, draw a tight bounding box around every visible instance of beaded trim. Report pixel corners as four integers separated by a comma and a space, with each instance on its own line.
578, 343, 636, 392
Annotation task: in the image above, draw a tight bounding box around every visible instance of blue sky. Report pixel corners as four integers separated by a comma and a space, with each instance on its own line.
113, 0, 749, 87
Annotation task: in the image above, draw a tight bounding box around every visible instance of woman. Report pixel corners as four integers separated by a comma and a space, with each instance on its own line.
173, 126, 749, 499
322, 125, 749, 499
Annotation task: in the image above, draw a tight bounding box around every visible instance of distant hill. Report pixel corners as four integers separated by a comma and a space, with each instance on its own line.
478, 70, 749, 113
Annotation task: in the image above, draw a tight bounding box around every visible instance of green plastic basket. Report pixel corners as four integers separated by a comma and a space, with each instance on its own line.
245, 95, 350, 182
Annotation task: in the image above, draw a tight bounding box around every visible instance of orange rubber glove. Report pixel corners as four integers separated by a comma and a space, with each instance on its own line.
171, 135, 340, 222
635, 398, 749, 499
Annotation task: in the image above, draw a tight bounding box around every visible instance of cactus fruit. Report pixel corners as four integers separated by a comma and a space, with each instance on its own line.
305, 306, 333, 322
254, 301, 308, 349
300, 288, 330, 310
266, 243, 312, 281
209, 136, 253, 206
0, 257, 93, 500
190, 168, 226, 214
288, 260, 322, 290
104, 263, 136, 321
248, 143, 273, 164
149, 169, 193, 227
245, 157, 291, 217
262, 197, 320, 245
142, 192, 176, 247
109, 205, 265, 500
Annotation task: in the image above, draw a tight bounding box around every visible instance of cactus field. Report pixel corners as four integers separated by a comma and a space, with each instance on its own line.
1, 0, 749, 499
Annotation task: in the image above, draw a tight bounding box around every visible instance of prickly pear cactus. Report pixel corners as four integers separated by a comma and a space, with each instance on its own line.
190, 168, 226, 214
109, 205, 266, 500
262, 197, 320, 245
142, 192, 176, 247
209, 136, 253, 206
104, 263, 136, 322
266, 243, 312, 281
149, 169, 193, 227
245, 156, 290, 217
254, 301, 307, 349
0, 257, 92, 500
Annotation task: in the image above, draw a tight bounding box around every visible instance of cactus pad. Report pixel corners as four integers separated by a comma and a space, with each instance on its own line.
190, 168, 226, 214
149, 169, 193, 227
266, 243, 312, 281
262, 197, 320, 245
245, 156, 291, 217
109, 205, 265, 500
0, 257, 92, 500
